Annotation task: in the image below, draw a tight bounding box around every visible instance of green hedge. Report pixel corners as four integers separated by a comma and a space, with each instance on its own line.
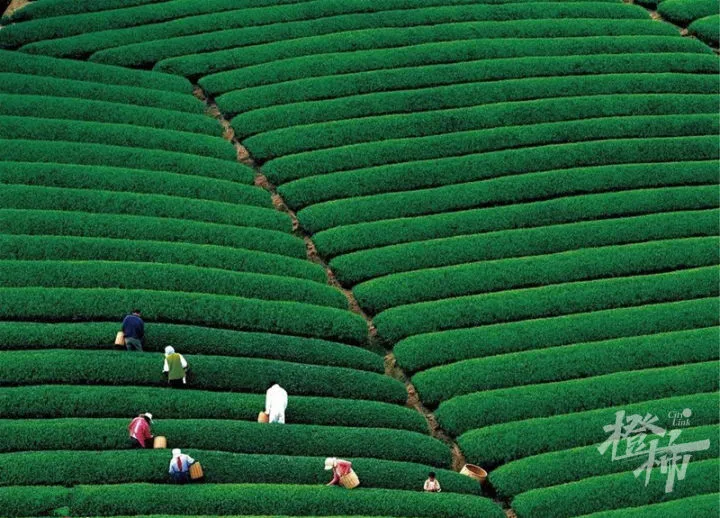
0, 288, 367, 344
0, 322, 384, 373
246, 93, 718, 160
0, 140, 253, 183
0, 72, 202, 113
512, 459, 719, 518
0, 450, 480, 495
241, 74, 717, 147
0, 322, 382, 372
0, 235, 324, 282
307, 161, 717, 240
0, 161, 270, 206
0, 386, 424, 431
203, 34, 707, 96
89, 2, 645, 68
689, 15, 720, 47
0, 49, 189, 92
0, 116, 235, 161
0, 260, 344, 308
0, 209, 306, 257
0, 417, 446, 465
490, 425, 718, 498
0, 486, 68, 517
437, 362, 718, 436
0, 350, 403, 402
4, 0, 170, 22
459, 392, 719, 466
70, 484, 502, 517
580, 494, 719, 518
0, 185, 288, 231
213, 52, 719, 110
156, 20, 679, 78
279, 136, 719, 209
376, 266, 718, 343
355, 237, 718, 314
414, 327, 718, 405
0, 93, 220, 135
331, 207, 719, 286
395, 297, 719, 373
658, 0, 718, 25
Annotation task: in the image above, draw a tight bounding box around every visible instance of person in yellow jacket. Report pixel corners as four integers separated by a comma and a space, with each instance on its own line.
163, 346, 188, 388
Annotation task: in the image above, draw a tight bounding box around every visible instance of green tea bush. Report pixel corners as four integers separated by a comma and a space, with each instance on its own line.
580, 494, 719, 518
689, 15, 720, 47
0, 322, 382, 372
4, 0, 169, 22
307, 161, 717, 240
0, 140, 253, 183
157, 19, 677, 77
246, 93, 717, 159
0, 73, 202, 112
658, 0, 718, 25
490, 425, 718, 497
0, 210, 305, 257
0, 161, 270, 206
0, 260, 344, 308
437, 362, 718, 436
0, 185, 288, 231
69, 483, 503, 517
0, 235, 324, 282
459, 392, 719, 466
0, 486, 68, 517
512, 459, 719, 518
0, 387, 424, 431
376, 266, 718, 343
89, 2, 644, 68
0, 418, 446, 465
414, 327, 718, 404
279, 136, 718, 208
203, 34, 706, 95
0, 93, 220, 135
0, 350, 403, 402
0, 287, 367, 344
0, 116, 235, 160
0, 450, 480, 494
0, 49, 189, 92
395, 297, 719, 372
356, 237, 718, 313
331, 207, 719, 286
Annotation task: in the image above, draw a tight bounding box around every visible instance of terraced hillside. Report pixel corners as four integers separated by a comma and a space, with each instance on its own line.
0, 0, 718, 517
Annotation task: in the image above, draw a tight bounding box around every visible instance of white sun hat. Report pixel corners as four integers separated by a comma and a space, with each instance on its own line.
324, 457, 336, 470
142, 412, 153, 423
172, 448, 182, 456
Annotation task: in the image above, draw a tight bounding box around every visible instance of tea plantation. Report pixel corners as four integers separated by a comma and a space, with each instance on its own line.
0, 0, 718, 516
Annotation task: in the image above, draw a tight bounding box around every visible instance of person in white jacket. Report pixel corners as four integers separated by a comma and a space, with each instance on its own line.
265, 382, 288, 424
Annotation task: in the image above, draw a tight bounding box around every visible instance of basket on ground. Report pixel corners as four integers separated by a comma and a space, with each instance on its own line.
460, 464, 487, 483
257, 411, 269, 423
153, 436, 167, 449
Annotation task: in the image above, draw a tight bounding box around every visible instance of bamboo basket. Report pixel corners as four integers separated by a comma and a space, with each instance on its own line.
340, 470, 360, 489
114, 331, 125, 346
189, 462, 204, 480
460, 463, 487, 484
153, 436, 167, 449
257, 411, 269, 423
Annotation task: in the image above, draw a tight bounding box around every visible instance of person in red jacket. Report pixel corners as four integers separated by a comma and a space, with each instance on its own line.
324, 457, 353, 486
128, 413, 153, 448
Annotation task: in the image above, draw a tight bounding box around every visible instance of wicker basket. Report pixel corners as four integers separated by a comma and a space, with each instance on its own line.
257, 411, 269, 423
153, 436, 167, 449
189, 462, 204, 480
114, 331, 125, 346
340, 470, 360, 489
460, 464, 487, 483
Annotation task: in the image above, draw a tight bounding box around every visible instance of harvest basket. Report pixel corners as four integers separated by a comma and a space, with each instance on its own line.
114, 331, 125, 346
153, 436, 167, 449
189, 461, 204, 480
257, 411, 269, 423
340, 470, 360, 489
460, 463, 487, 483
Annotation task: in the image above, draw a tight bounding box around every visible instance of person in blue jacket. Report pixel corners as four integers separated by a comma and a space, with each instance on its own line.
121, 309, 145, 352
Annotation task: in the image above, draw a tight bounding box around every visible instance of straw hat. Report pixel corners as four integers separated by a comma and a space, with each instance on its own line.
324, 457, 336, 470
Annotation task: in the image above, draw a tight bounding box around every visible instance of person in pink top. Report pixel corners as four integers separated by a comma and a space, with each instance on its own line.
324, 457, 353, 486
128, 412, 153, 448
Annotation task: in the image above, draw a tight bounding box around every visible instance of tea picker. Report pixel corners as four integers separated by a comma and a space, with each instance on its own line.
163, 346, 188, 387
263, 382, 288, 424
128, 413, 154, 448
168, 448, 203, 483
424, 472, 441, 492
325, 457, 360, 489
119, 309, 144, 352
